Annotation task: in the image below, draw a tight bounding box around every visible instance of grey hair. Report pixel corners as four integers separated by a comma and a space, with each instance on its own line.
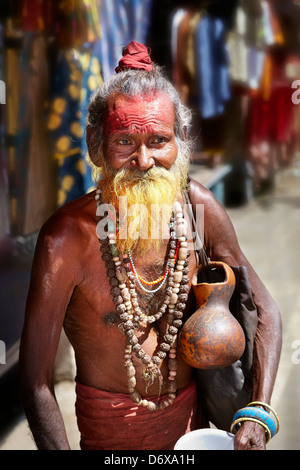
86, 67, 193, 167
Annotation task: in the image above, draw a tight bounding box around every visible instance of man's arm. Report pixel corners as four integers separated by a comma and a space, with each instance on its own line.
19, 212, 82, 450
189, 179, 282, 449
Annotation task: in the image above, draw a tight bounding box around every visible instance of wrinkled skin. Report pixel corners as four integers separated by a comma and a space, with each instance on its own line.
235, 421, 266, 450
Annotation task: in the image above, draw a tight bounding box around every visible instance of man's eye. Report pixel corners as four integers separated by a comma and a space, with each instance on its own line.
117, 138, 130, 145
152, 137, 167, 144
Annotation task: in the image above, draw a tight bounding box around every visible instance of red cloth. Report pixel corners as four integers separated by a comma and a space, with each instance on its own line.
115, 41, 153, 73
247, 87, 294, 144
75, 380, 207, 450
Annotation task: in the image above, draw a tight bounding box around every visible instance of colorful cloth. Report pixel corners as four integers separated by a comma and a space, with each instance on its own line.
16, 0, 53, 32
193, 14, 231, 119
75, 380, 207, 450
247, 86, 295, 145
227, 6, 266, 90
53, 0, 102, 48
47, 42, 103, 206
98, 0, 153, 80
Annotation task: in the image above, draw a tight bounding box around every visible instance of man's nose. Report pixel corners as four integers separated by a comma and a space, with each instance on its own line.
131, 144, 155, 170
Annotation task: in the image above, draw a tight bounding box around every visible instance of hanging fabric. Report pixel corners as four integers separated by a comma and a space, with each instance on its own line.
171, 9, 201, 105
227, 6, 266, 90
47, 42, 103, 206
170, 8, 186, 85
17, 0, 53, 33
53, 0, 102, 48
98, 0, 153, 80
44, 0, 103, 206
193, 14, 231, 119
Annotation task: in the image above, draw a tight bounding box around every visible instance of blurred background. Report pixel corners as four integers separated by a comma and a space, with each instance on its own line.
0, 0, 300, 450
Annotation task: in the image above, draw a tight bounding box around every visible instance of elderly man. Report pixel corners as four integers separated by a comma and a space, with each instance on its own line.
19, 42, 281, 450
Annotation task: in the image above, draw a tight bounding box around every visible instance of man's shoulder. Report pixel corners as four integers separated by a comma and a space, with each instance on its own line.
187, 177, 229, 224
57, 191, 96, 221
39, 192, 97, 247
188, 177, 218, 206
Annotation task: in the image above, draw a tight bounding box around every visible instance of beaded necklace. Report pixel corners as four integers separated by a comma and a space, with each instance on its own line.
95, 187, 190, 411
128, 239, 180, 292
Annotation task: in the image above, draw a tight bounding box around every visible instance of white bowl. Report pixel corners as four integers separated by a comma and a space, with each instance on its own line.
174, 428, 235, 450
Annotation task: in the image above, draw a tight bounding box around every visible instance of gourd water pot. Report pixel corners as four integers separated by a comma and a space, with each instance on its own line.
179, 261, 246, 369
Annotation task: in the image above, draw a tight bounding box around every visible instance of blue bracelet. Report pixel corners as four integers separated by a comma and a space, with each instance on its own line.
232, 407, 278, 438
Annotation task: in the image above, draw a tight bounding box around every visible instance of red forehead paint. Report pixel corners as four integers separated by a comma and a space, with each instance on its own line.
105, 94, 175, 135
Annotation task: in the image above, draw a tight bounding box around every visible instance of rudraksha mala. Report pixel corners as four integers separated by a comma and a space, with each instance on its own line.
95, 187, 190, 411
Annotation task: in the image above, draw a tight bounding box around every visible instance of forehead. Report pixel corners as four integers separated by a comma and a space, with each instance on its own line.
105, 92, 175, 134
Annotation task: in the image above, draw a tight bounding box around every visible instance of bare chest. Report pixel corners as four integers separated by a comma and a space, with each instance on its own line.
63, 227, 197, 393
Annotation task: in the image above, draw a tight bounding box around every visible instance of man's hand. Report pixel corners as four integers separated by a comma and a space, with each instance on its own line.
234, 421, 267, 450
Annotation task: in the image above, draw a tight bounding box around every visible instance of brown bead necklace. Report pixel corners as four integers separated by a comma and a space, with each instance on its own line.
95, 188, 190, 411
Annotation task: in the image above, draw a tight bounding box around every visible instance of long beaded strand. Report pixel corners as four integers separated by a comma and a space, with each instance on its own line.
95, 188, 190, 411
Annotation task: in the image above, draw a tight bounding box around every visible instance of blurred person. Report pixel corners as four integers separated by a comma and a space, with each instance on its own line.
19, 42, 281, 451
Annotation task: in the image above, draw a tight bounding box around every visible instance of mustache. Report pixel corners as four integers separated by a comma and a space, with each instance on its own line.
107, 163, 173, 177
101, 164, 180, 197
113, 165, 174, 182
